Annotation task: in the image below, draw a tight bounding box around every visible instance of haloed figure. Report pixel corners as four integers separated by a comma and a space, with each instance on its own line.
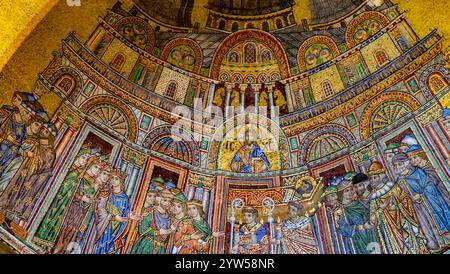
393, 153, 450, 252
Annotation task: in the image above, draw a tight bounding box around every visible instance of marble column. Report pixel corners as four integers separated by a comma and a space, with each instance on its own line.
284, 84, 294, 112
224, 85, 232, 118
267, 84, 275, 118
202, 188, 211, 216
187, 184, 196, 200
239, 84, 247, 113
207, 83, 216, 108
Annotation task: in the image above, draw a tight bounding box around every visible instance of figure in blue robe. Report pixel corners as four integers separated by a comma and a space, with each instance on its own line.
230, 142, 270, 173
402, 167, 450, 234
236, 223, 270, 254
94, 191, 130, 254
0, 113, 26, 178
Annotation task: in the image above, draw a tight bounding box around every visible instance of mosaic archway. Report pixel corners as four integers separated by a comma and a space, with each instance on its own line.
345, 11, 390, 47
80, 96, 138, 141
114, 16, 155, 52
142, 125, 201, 166
160, 38, 203, 73
210, 30, 291, 80
207, 114, 291, 172
49, 67, 84, 100
216, 124, 281, 173
297, 36, 340, 72
360, 91, 421, 139
419, 65, 450, 97
298, 124, 356, 165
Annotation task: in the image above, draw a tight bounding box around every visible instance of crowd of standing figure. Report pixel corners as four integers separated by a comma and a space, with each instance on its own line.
32, 147, 223, 254
0, 92, 57, 230
322, 134, 450, 254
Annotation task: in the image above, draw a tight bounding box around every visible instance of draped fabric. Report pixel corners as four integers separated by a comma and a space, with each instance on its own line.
94, 192, 130, 254
131, 208, 171, 254
34, 166, 84, 246
280, 217, 318, 254
337, 201, 378, 254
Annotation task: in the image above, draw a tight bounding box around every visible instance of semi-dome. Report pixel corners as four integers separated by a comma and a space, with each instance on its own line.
133, 0, 195, 27
309, 0, 366, 24
206, 0, 295, 16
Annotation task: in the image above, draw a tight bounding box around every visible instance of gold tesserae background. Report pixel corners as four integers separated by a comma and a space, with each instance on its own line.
0, 0, 449, 116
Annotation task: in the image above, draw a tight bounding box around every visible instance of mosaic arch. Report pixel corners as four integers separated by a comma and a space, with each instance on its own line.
219, 41, 282, 84
80, 96, 138, 142
209, 30, 291, 80
217, 125, 281, 173
297, 36, 341, 72
114, 16, 155, 52
142, 125, 201, 166
49, 67, 84, 99
208, 114, 291, 172
360, 91, 421, 140
160, 38, 203, 73
345, 11, 390, 48
298, 124, 357, 165
419, 65, 450, 97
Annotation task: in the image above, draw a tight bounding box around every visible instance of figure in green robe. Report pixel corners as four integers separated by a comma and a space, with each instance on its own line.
33, 149, 92, 249
174, 200, 214, 254
130, 188, 173, 254
336, 176, 379, 254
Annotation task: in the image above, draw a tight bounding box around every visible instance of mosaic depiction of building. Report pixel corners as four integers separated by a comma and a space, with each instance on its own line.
0, 0, 450, 254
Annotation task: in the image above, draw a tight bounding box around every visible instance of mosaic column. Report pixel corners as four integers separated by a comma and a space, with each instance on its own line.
188, 185, 197, 200
284, 84, 294, 112
267, 84, 275, 118
239, 84, 247, 113
254, 91, 260, 113
207, 83, 216, 107
418, 105, 450, 160
202, 188, 211, 214
121, 147, 147, 198
53, 104, 83, 161
224, 84, 233, 118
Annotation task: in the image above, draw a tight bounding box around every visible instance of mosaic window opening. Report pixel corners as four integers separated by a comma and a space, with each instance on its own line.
219, 20, 226, 30
244, 43, 257, 63
261, 50, 272, 63
322, 80, 334, 97
427, 72, 449, 95
165, 81, 178, 99
110, 53, 126, 72
55, 75, 76, 96
232, 22, 239, 32
375, 49, 389, 67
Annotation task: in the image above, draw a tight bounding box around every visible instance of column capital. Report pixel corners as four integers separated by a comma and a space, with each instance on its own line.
267, 83, 275, 93
252, 83, 262, 92
239, 84, 247, 92
225, 82, 234, 91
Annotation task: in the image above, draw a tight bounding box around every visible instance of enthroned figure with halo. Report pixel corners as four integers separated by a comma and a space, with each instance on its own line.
230, 125, 270, 174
